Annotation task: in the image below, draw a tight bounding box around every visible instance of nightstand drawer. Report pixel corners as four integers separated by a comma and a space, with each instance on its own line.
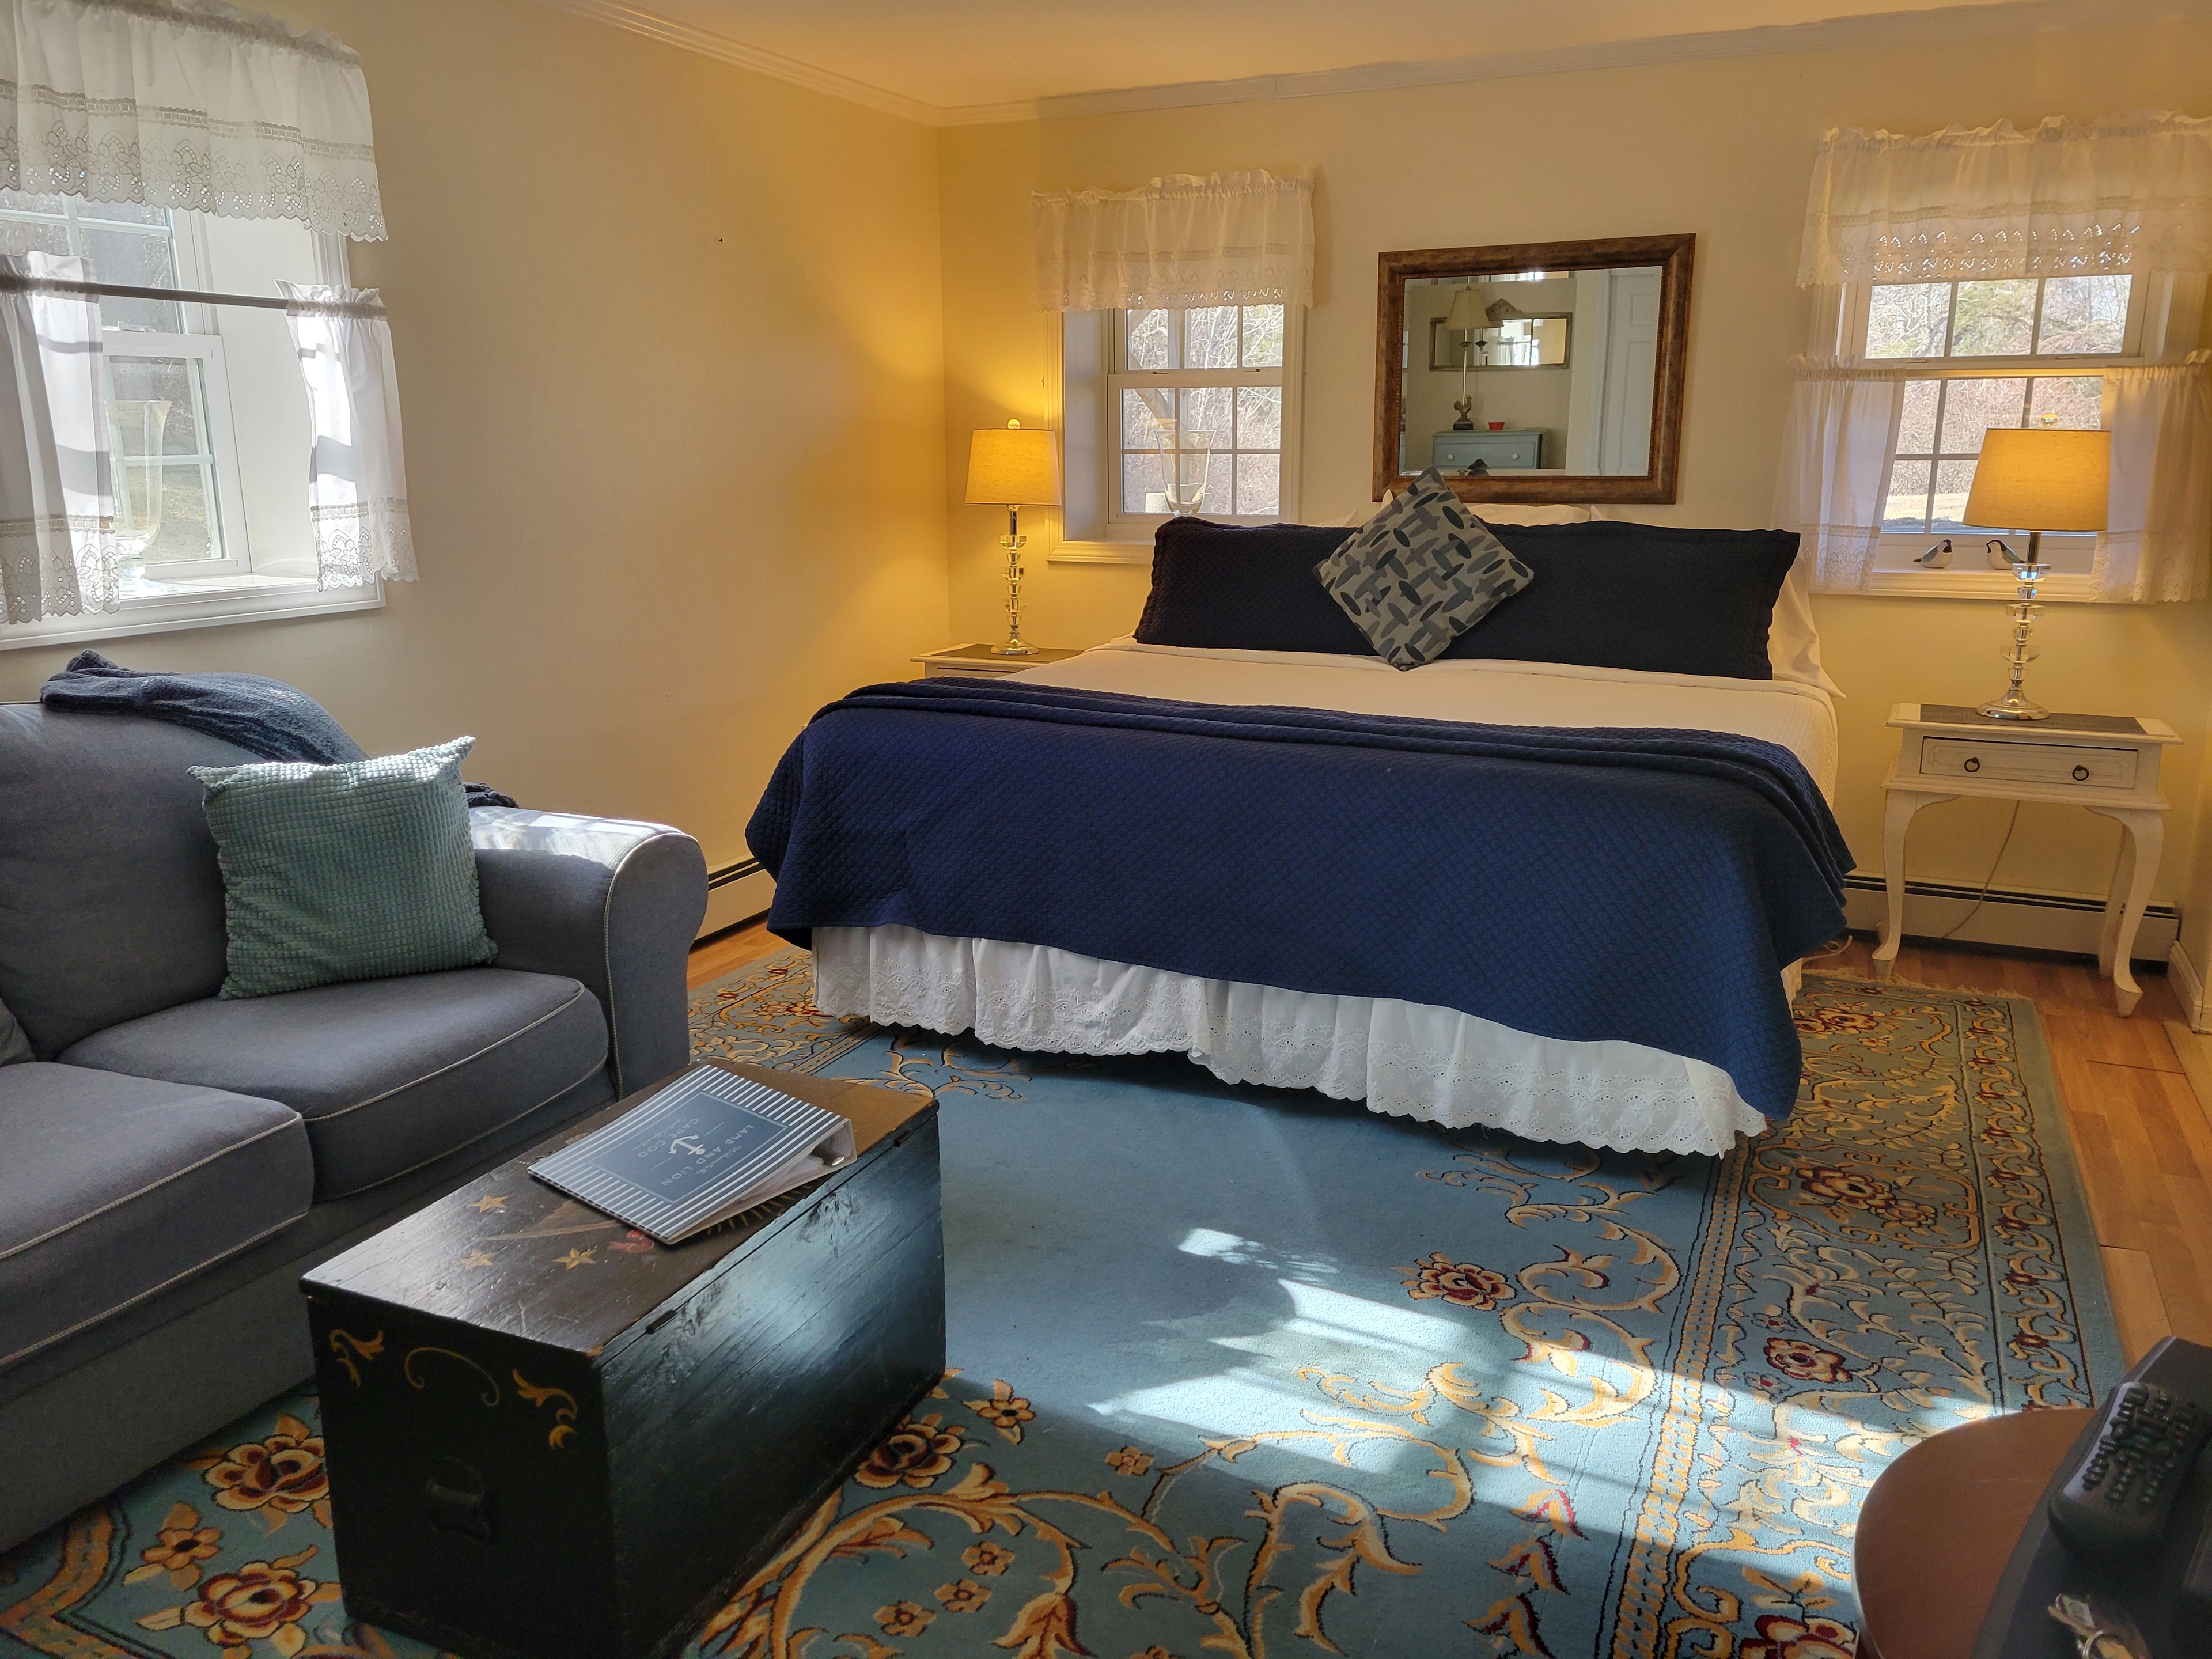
1919, 736, 2139, 789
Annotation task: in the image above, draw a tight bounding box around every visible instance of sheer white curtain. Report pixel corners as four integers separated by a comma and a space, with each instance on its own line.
1786, 110, 2212, 603
2, 0, 387, 238
282, 283, 414, 588
1033, 170, 1313, 311
2096, 353, 2212, 601
1772, 357, 1907, 594
1800, 111, 2212, 285
0, 253, 116, 623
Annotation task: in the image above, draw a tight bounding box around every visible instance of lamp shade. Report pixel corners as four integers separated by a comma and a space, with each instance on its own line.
965, 421, 1062, 506
1964, 428, 2112, 532
1441, 286, 1483, 333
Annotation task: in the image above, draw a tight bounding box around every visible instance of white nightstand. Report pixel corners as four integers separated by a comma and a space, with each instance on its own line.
1874, 702, 2182, 1015
911, 644, 1081, 679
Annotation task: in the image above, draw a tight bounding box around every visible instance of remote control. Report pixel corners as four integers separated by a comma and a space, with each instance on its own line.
2049, 1381, 2212, 1554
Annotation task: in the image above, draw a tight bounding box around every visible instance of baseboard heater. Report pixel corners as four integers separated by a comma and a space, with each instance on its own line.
699, 858, 773, 940
1839, 873, 2179, 964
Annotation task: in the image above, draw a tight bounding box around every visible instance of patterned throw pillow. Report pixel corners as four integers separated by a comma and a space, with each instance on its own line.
1315, 469, 1534, 669
191, 737, 497, 999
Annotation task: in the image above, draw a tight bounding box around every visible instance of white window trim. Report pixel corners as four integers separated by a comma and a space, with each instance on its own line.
0, 202, 383, 648
1820, 272, 2204, 601
1044, 305, 1308, 566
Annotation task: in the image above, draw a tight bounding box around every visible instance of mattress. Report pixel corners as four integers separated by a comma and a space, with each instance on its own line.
811, 641, 1839, 1155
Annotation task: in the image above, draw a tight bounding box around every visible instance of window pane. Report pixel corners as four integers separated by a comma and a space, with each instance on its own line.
1950, 280, 2039, 355
1236, 384, 1282, 450
1884, 458, 1932, 530
77, 200, 168, 228
1937, 377, 2028, 454
1234, 452, 1281, 516
1173, 449, 1224, 513
1179, 384, 1232, 449
1866, 283, 1951, 358
1897, 379, 1940, 453
1125, 308, 1174, 370
109, 356, 202, 455
0, 218, 68, 259
1121, 387, 1173, 450
1123, 452, 1169, 514
2036, 276, 2130, 354
1183, 306, 1240, 370
1240, 305, 1285, 368
0, 187, 68, 214
2028, 375, 2103, 429
131, 463, 217, 564
83, 224, 180, 332
1933, 459, 1982, 528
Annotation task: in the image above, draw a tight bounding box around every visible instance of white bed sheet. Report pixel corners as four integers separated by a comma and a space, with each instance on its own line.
810, 642, 1838, 1156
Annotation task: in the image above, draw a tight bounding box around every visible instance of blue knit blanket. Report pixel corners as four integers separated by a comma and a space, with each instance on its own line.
747, 679, 1851, 1117
40, 652, 516, 808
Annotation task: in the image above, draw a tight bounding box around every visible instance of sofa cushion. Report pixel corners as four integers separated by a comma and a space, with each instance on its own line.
0, 1063, 310, 1370
191, 737, 497, 999
62, 968, 609, 1200
0, 705, 251, 1056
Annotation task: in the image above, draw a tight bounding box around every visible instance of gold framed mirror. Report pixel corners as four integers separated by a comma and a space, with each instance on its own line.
1374, 234, 1694, 505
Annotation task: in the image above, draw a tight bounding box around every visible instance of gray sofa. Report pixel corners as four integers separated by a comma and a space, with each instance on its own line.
0, 703, 708, 1548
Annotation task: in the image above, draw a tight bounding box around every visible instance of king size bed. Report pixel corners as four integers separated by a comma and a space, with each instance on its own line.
747, 510, 1851, 1157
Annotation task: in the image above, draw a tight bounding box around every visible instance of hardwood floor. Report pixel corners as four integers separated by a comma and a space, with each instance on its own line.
687, 922, 2212, 1367
687, 918, 786, 988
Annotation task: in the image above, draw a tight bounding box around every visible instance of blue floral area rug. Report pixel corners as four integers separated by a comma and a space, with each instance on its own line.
2, 959, 2120, 1659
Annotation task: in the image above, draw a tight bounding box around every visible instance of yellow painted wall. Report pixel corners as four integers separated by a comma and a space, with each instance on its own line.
936, 16, 2212, 969
0, 0, 950, 877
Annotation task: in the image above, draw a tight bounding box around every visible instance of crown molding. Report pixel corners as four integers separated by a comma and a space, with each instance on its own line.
532, 0, 2212, 129
528, 0, 949, 122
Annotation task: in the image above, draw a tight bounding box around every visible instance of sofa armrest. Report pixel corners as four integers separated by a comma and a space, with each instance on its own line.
470, 809, 708, 1097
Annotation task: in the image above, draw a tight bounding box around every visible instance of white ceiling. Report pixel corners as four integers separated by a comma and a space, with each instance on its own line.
540, 0, 2161, 121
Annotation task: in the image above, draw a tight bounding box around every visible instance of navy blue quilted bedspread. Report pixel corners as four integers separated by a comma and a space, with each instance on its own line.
746, 678, 1852, 1119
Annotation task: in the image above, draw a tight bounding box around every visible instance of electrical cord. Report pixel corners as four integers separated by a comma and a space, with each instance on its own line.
1937, 800, 2024, 941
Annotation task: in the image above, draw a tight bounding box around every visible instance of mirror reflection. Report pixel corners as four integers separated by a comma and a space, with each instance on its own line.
1399, 266, 1662, 478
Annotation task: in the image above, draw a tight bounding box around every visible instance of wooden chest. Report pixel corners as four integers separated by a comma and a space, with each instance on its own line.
302, 1060, 943, 1659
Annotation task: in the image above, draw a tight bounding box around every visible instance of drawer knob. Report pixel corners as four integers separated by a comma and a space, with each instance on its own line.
1963, 756, 1980, 773
2074, 764, 2090, 781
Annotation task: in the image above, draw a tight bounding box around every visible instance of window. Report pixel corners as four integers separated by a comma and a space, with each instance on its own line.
0, 191, 377, 647
1855, 274, 2143, 577
1054, 301, 1304, 557
1111, 302, 1288, 528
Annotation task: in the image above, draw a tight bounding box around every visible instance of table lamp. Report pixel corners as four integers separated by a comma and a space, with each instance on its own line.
965, 419, 1062, 656
1442, 285, 1483, 429
1962, 427, 2111, 721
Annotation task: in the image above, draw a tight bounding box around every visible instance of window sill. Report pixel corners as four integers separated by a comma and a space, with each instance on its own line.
1842, 570, 2096, 601
1048, 539, 1154, 566
0, 573, 383, 652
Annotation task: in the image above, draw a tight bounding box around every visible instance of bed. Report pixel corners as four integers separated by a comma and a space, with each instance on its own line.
749, 512, 1851, 1157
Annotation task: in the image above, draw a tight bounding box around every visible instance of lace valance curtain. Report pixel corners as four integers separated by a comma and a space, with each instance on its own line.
1798, 111, 2212, 286
1033, 170, 1313, 312
2, 0, 387, 239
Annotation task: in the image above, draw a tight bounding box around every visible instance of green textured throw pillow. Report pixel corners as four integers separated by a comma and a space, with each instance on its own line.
191, 737, 497, 999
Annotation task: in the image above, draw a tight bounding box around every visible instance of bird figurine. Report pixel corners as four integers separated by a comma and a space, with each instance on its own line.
1914, 537, 1953, 569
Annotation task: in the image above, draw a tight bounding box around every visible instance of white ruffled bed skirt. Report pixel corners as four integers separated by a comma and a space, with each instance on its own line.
810, 925, 1780, 1156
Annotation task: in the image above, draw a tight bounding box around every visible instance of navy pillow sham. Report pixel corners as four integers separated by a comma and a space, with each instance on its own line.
1443, 521, 1797, 681
1134, 514, 1797, 681
1134, 517, 1369, 654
